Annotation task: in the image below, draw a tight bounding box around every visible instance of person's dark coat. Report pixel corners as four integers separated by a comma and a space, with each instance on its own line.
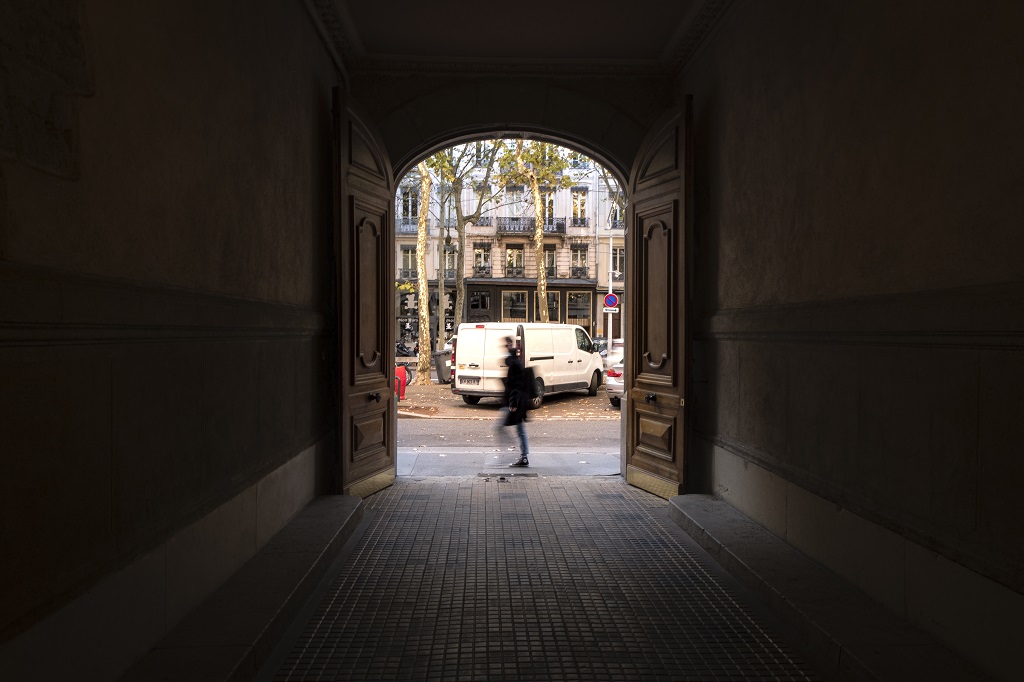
503, 347, 529, 425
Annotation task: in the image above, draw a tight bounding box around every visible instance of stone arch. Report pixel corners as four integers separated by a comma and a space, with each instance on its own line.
359, 78, 658, 183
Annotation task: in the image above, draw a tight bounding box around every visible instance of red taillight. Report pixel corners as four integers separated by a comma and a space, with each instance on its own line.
607, 368, 622, 378
450, 338, 457, 378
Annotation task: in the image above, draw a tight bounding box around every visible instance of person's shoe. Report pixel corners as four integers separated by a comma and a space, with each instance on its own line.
509, 456, 529, 467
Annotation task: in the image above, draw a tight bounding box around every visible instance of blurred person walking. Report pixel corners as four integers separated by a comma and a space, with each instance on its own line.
501, 336, 531, 466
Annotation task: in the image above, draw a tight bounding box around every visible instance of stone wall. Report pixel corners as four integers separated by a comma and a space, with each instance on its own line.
683, 1, 1024, 677
0, 0, 340, 651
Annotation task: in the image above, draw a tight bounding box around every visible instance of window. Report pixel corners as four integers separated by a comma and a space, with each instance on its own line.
609, 193, 625, 227
505, 185, 525, 215
571, 187, 588, 227
469, 290, 490, 310
570, 245, 588, 278
568, 151, 589, 169
543, 245, 556, 277
474, 141, 493, 166
568, 291, 592, 332
506, 245, 524, 277
534, 291, 559, 322
575, 328, 591, 351
502, 291, 527, 322
612, 247, 625, 281
443, 246, 457, 279
540, 190, 555, 225
400, 246, 417, 279
400, 187, 419, 219
474, 244, 491, 276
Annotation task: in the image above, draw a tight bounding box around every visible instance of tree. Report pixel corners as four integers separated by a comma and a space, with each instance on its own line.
413, 161, 433, 384
494, 140, 572, 321
424, 142, 503, 336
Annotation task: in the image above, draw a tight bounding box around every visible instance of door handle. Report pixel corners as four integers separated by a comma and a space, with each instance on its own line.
369, 391, 381, 403
644, 392, 657, 404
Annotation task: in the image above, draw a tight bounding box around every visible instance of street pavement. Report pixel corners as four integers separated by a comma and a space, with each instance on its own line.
395, 375, 620, 420
395, 377, 623, 476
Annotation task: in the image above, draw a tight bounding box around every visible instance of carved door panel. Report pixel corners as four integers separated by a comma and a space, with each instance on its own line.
333, 88, 395, 497
624, 101, 692, 499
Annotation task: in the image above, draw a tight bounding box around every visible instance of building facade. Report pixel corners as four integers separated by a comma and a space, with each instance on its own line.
395, 152, 626, 346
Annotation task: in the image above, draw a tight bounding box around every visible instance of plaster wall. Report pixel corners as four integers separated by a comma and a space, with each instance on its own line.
0, 0, 339, 645
683, 1, 1024, 676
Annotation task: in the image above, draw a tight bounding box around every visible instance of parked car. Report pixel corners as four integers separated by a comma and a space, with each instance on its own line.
451, 322, 604, 407
605, 360, 624, 408
604, 338, 624, 371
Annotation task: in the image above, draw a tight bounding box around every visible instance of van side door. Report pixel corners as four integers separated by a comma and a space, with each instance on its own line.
550, 327, 576, 390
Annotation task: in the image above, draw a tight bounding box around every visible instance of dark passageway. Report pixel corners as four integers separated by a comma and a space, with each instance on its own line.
258, 477, 818, 681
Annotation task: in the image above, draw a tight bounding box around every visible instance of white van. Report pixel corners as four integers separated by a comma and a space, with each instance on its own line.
450, 322, 604, 407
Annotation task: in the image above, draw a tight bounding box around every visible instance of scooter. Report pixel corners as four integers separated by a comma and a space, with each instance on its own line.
396, 340, 418, 357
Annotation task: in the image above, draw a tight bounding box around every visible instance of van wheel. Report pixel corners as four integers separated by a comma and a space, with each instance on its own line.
588, 371, 600, 396
529, 379, 544, 410
463, 395, 480, 405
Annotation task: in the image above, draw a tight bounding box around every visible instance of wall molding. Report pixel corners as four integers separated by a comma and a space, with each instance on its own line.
0, 262, 327, 346
695, 429, 1023, 597
698, 281, 1024, 349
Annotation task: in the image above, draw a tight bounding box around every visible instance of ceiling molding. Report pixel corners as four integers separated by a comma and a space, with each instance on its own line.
312, 0, 733, 81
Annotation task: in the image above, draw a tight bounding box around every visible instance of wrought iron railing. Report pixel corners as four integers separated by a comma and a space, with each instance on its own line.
506, 266, 525, 278
475, 217, 492, 226
443, 269, 457, 280
570, 266, 589, 279
397, 218, 419, 234
612, 219, 626, 229
400, 268, 418, 279
570, 217, 590, 227
496, 217, 566, 234
474, 266, 492, 277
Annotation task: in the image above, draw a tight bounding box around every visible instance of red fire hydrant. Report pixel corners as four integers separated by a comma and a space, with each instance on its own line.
395, 364, 407, 401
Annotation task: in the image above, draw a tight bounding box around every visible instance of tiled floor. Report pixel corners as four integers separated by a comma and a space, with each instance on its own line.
261, 476, 820, 681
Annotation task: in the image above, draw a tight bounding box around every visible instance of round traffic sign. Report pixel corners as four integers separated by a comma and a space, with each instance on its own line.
603, 293, 619, 308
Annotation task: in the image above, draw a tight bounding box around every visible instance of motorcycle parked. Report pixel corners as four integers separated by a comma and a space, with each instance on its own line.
396, 340, 418, 357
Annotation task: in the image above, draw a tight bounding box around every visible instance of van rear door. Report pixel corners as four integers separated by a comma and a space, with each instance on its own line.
453, 326, 486, 391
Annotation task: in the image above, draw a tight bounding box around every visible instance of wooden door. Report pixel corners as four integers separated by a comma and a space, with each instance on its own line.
624, 101, 692, 499
333, 87, 396, 497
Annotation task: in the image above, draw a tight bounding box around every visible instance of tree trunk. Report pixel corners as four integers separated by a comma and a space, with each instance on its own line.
415, 162, 433, 384
515, 140, 548, 322
530, 177, 547, 322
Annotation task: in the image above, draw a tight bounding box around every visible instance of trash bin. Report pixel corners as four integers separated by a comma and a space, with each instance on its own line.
432, 350, 452, 384
394, 364, 407, 400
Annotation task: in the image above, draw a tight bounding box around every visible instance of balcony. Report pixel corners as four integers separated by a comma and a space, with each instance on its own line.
496, 216, 566, 235
473, 265, 492, 278
570, 217, 590, 228
475, 217, 492, 227
443, 269, 457, 280
506, 266, 525, 278
612, 219, 625, 229
400, 268, 418, 279
570, 266, 589, 279
397, 218, 419, 234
